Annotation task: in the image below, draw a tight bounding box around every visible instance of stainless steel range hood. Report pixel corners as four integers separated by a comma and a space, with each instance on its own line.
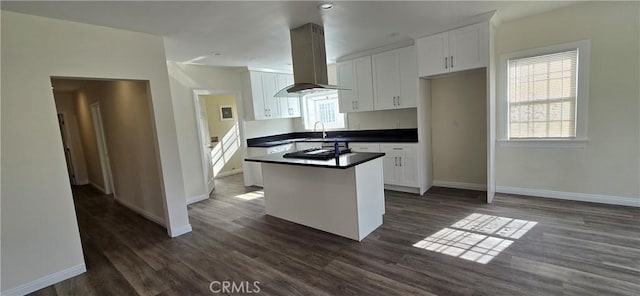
275, 23, 345, 98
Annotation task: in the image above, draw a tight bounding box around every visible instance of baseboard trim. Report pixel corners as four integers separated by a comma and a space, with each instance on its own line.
215, 168, 243, 178
1, 263, 86, 296
186, 194, 209, 205
75, 179, 89, 186
433, 180, 487, 191
89, 181, 106, 193
115, 198, 166, 227
169, 224, 193, 237
384, 184, 420, 194
496, 186, 640, 207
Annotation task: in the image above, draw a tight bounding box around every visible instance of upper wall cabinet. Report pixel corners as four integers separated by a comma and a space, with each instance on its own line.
243, 71, 300, 120
416, 22, 489, 77
337, 56, 374, 113
373, 45, 418, 110
276, 74, 301, 118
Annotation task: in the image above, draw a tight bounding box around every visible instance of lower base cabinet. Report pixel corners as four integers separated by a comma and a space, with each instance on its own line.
350, 143, 419, 188
247, 144, 294, 186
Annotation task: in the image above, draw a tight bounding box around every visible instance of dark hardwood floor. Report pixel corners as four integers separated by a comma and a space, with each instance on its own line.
31, 174, 640, 295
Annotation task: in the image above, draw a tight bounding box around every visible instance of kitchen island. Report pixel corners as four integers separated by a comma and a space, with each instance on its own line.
245, 151, 386, 241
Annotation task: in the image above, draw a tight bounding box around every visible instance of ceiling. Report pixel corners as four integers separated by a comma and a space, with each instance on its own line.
2, 1, 580, 72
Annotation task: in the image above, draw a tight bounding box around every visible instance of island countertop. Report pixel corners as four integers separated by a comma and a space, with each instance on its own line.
245, 152, 385, 169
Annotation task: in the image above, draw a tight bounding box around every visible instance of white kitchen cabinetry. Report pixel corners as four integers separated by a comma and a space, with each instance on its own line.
276, 73, 301, 118
416, 22, 488, 77
247, 143, 295, 186
337, 56, 374, 113
244, 71, 301, 120
348, 143, 381, 153
373, 46, 417, 110
379, 143, 419, 187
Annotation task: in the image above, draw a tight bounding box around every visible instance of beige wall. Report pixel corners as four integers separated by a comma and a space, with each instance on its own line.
53, 91, 89, 184
202, 94, 243, 175
75, 80, 166, 222
347, 108, 418, 130
167, 62, 295, 199
495, 1, 640, 199
431, 70, 487, 185
74, 89, 105, 189
1, 11, 190, 293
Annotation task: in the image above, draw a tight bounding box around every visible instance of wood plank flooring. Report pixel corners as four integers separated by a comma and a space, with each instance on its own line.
30, 174, 640, 295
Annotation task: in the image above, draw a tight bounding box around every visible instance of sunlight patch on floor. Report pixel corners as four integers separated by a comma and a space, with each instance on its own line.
234, 191, 264, 200
413, 213, 537, 264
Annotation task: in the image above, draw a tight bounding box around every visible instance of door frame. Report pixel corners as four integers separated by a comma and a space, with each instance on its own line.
90, 102, 115, 195
57, 112, 77, 185
192, 89, 247, 196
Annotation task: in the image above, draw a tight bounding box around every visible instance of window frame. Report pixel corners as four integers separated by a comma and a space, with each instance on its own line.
301, 90, 348, 131
499, 40, 590, 148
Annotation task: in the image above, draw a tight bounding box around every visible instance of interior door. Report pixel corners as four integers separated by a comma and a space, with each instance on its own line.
197, 97, 215, 194
57, 114, 76, 185
90, 103, 114, 195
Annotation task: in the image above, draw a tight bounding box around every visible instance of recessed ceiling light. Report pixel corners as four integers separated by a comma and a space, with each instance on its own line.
318, 2, 334, 10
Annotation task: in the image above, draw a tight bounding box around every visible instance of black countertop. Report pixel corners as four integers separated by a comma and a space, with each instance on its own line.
245, 152, 385, 169
247, 128, 418, 148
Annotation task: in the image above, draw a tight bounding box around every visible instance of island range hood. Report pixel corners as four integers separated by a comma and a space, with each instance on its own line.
274, 23, 345, 97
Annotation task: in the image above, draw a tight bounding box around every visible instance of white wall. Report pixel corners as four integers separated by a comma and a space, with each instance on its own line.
53, 91, 89, 184
1, 11, 190, 294
166, 62, 294, 199
431, 70, 487, 186
495, 2, 640, 200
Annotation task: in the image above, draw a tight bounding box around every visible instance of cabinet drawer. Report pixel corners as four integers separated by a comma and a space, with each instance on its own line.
379, 143, 417, 154
348, 143, 380, 152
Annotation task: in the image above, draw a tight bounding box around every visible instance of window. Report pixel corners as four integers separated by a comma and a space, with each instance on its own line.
302, 90, 346, 130
500, 40, 590, 146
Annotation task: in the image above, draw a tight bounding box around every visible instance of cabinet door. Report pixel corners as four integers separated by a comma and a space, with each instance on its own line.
416, 31, 449, 77
382, 155, 401, 185
276, 74, 291, 117
261, 72, 280, 118
398, 45, 418, 108
373, 50, 400, 110
336, 60, 357, 113
399, 154, 419, 186
250, 71, 268, 120
353, 56, 374, 111
448, 23, 487, 72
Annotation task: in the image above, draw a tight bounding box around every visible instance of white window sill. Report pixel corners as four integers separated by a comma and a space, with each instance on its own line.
498, 138, 590, 149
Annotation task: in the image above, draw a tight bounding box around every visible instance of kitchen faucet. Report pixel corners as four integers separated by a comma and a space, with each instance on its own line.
313, 121, 327, 139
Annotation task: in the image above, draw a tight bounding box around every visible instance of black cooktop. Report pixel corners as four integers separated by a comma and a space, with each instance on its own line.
283, 148, 352, 160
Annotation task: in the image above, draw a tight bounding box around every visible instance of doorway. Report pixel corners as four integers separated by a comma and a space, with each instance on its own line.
51, 77, 167, 225
193, 90, 245, 199
57, 113, 77, 185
